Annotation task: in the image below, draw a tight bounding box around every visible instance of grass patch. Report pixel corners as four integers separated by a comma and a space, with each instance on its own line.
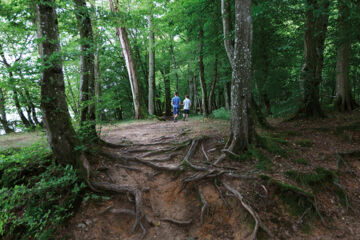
295, 158, 308, 165
0, 131, 45, 151
0, 143, 85, 239
295, 139, 313, 148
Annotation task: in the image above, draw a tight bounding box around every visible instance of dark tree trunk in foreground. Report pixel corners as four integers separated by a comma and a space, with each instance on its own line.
74, 0, 97, 137
198, 26, 209, 116
193, 75, 199, 114
297, 0, 329, 118
222, 0, 254, 152
0, 87, 13, 133
335, 0, 354, 112
109, 0, 144, 119
208, 56, 218, 113
148, 15, 155, 116
36, 0, 79, 165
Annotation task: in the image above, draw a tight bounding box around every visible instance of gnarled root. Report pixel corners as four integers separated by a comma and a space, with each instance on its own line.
160, 218, 192, 225
199, 188, 209, 225
223, 182, 273, 240
90, 181, 144, 233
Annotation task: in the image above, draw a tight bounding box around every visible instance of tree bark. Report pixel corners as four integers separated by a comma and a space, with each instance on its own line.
297, 0, 329, 118
224, 81, 230, 110
13, 89, 32, 128
36, 0, 79, 165
148, 15, 155, 116
74, 0, 97, 137
0, 87, 13, 133
222, 0, 254, 152
335, 0, 353, 112
161, 66, 172, 116
198, 26, 209, 116
170, 38, 179, 92
193, 75, 199, 114
108, 0, 144, 119
208, 56, 218, 113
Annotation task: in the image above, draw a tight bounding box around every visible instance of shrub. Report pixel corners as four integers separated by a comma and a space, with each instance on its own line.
0, 143, 85, 239
210, 107, 230, 120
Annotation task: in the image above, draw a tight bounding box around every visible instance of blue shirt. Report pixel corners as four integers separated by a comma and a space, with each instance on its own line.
172, 96, 181, 108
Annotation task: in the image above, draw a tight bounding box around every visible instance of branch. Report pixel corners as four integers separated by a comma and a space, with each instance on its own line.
221, 0, 234, 67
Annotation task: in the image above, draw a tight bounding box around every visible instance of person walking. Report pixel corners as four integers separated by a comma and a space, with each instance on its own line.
171, 92, 181, 122
182, 95, 191, 121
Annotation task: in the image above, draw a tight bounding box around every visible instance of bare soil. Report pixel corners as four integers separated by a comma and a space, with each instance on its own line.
60, 112, 360, 240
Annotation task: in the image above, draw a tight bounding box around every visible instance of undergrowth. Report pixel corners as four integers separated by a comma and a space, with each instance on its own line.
0, 142, 85, 239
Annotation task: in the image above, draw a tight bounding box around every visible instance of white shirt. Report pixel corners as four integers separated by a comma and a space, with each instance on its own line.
183, 98, 191, 110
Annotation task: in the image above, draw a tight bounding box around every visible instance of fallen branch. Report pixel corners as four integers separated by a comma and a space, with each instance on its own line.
201, 144, 210, 163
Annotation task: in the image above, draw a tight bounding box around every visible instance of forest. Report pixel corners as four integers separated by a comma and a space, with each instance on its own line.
1, 0, 360, 239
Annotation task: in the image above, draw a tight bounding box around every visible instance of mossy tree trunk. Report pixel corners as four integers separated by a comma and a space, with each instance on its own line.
36, 0, 79, 165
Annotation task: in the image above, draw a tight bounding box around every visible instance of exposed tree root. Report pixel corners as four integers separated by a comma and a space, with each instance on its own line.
145, 152, 180, 162
213, 153, 226, 165
182, 139, 207, 171
90, 181, 144, 232
214, 179, 231, 209
201, 143, 210, 163
223, 182, 273, 240
160, 218, 192, 225
129, 157, 183, 172
199, 188, 209, 225
141, 142, 190, 158
114, 163, 142, 172
98, 139, 127, 148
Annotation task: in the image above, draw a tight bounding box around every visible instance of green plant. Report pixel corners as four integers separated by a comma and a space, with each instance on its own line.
210, 107, 231, 120
295, 158, 308, 165
0, 142, 85, 239
295, 139, 313, 147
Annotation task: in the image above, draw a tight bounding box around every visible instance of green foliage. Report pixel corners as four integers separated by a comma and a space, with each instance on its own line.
295, 139, 313, 148
210, 107, 230, 120
0, 143, 85, 239
295, 158, 308, 165
285, 168, 335, 189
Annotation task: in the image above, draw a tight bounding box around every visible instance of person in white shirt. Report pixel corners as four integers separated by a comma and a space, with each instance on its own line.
182, 95, 191, 121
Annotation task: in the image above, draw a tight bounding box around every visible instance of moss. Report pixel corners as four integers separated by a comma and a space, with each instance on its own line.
295, 158, 308, 165
295, 139, 313, 148
266, 178, 315, 217
285, 168, 334, 189
249, 146, 273, 172
334, 122, 360, 135
283, 130, 302, 137
255, 134, 288, 157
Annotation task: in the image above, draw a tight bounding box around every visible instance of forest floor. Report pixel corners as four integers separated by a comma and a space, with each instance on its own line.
59, 111, 360, 240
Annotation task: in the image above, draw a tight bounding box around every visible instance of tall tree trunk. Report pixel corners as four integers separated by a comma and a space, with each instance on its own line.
188, 73, 194, 107
170, 38, 179, 92
13, 89, 32, 128
148, 15, 155, 116
161, 67, 172, 116
74, 0, 97, 138
108, 0, 144, 119
94, 52, 102, 118
208, 56, 218, 113
222, 0, 254, 152
297, 0, 329, 118
36, 0, 79, 165
224, 82, 230, 110
0, 87, 13, 133
335, 0, 353, 112
198, 26, 209, 116
193, 75, 199, 114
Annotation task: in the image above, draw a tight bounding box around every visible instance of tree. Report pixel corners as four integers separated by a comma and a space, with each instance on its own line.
208, 55, 218, 113
74, 0, 97, 138
198, 25, 209, 116
297, 0, 330, 118
148, 14, 155, 115
0, 86, 13, 133
108, 0, 144, 119
335, 0, 354, 112
36, 0, 79, 165
221, 0, 254, 152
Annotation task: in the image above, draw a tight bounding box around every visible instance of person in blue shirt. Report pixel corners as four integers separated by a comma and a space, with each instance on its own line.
171, 92, 181, 122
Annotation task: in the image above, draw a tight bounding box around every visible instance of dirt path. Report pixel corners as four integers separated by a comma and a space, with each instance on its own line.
62, 113, 360, 240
